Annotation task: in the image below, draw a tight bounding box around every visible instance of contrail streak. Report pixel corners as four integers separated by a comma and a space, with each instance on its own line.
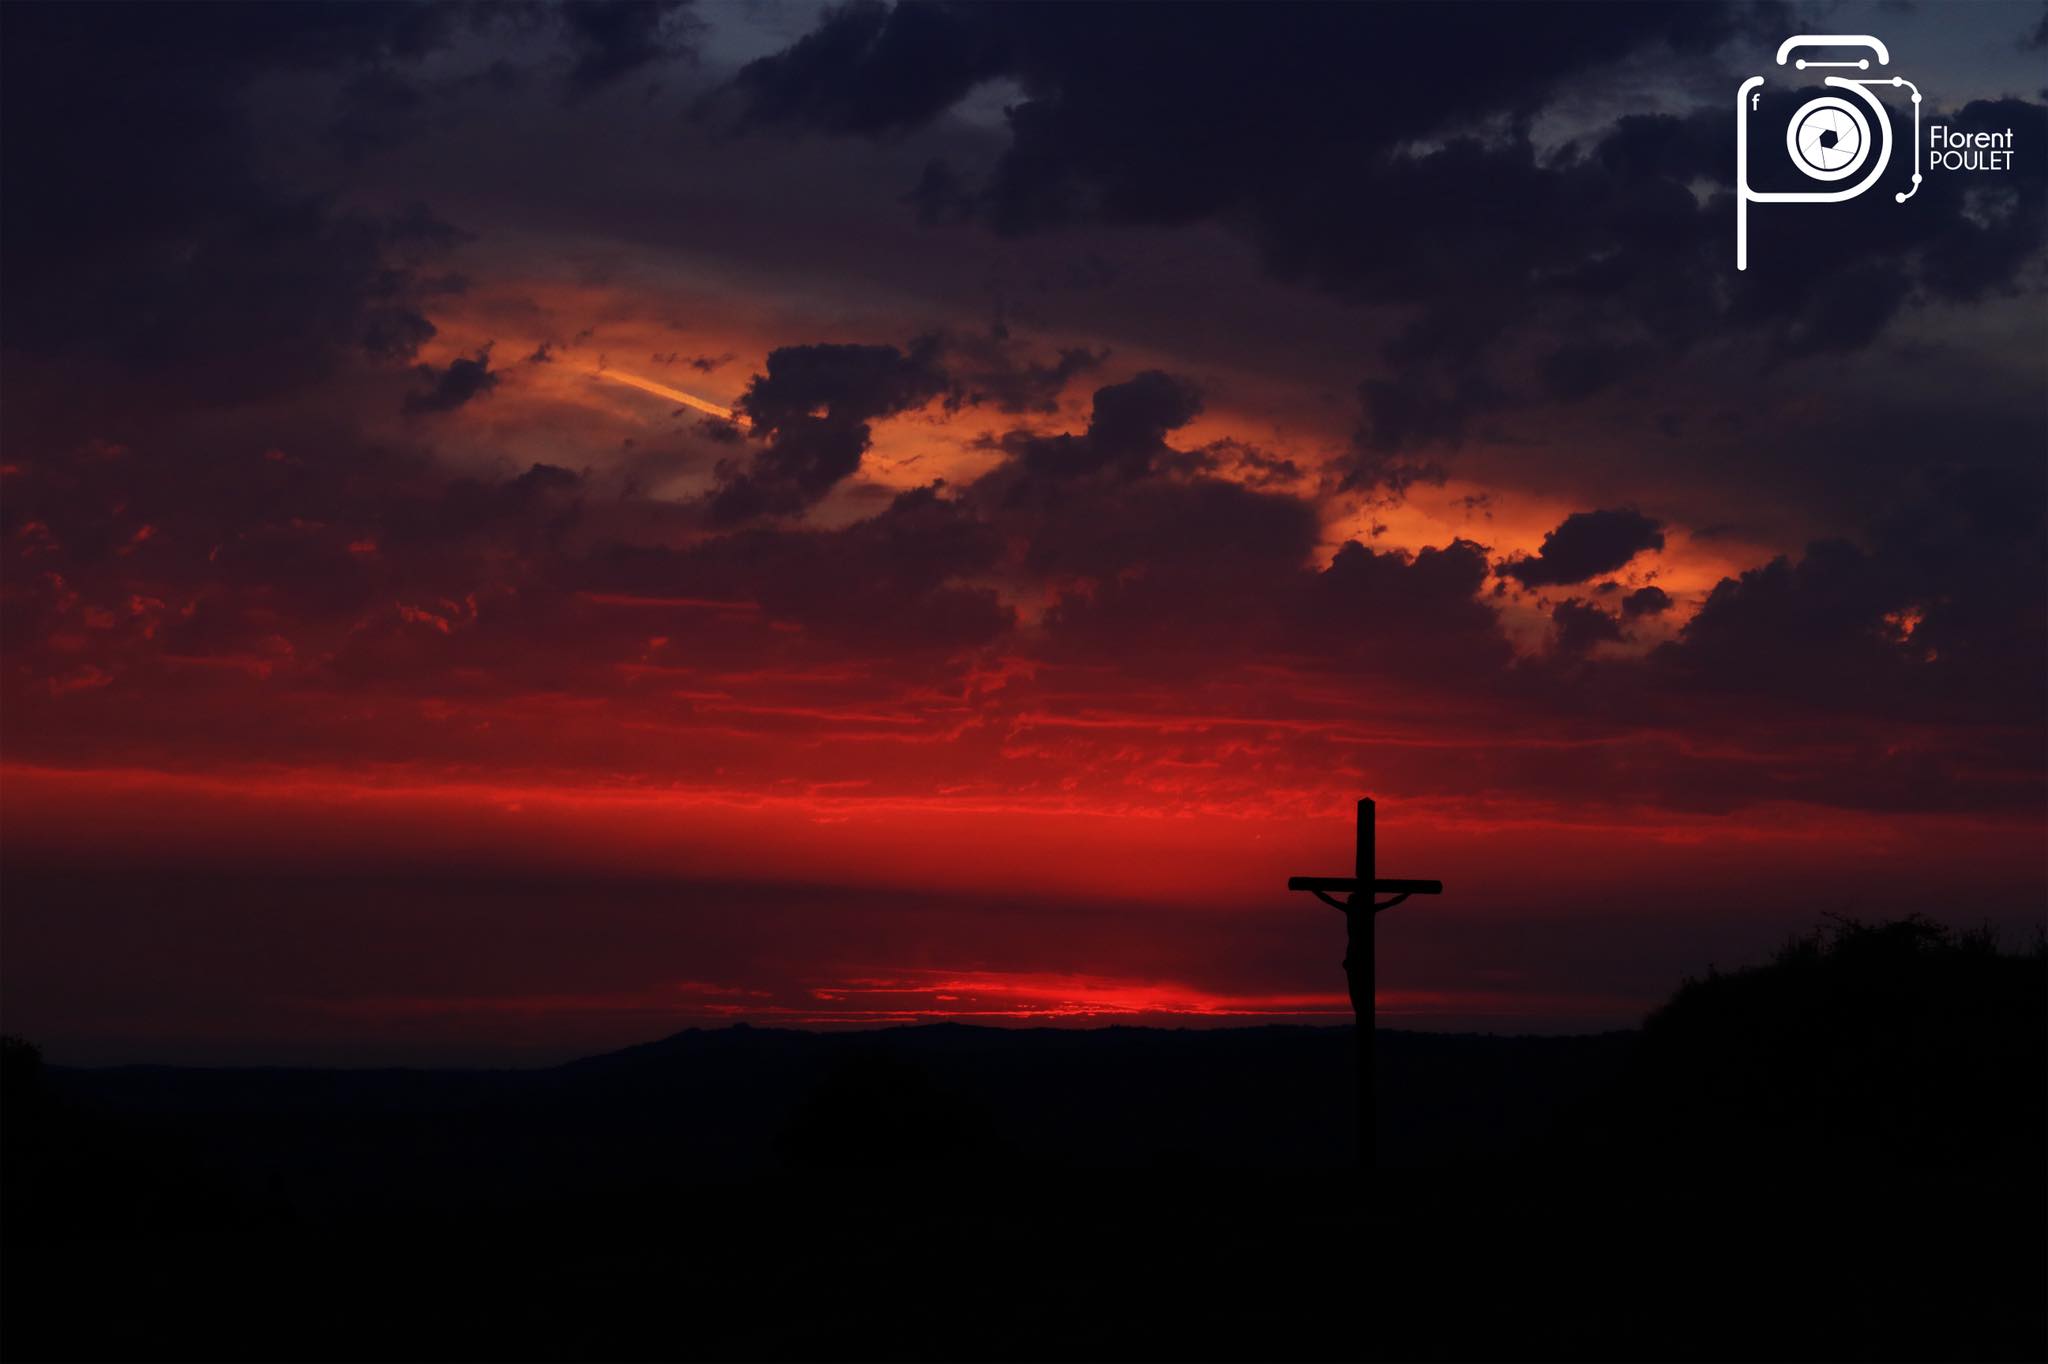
595, 369, 744, 424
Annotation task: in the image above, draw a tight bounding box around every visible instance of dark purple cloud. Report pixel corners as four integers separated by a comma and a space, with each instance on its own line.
0, 2, 472, 412
712, 337, 952, 522
1554, 598, 1627, 655
714, 2, 2047, 486
948, 329, 1106, 415
561, 0, 699, 99
998, 370, 1204, 484
1622, 586, 1674, 620
1503, 510, 1666, 588
403, 347, 501, 415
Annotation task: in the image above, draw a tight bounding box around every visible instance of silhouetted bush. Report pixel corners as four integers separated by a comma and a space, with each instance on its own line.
1583, 916, 2046, 1167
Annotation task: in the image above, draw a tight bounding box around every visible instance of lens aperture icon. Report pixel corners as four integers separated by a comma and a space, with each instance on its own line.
1785, 96, 1873, 181
1798, 106, 1859, 170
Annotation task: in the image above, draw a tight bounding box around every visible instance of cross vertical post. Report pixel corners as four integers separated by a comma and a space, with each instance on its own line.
1350, 800, 1374, 1165
1287, 796, 1443, 1170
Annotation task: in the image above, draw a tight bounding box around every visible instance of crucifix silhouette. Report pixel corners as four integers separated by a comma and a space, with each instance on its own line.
1287, 797, 1442, 1168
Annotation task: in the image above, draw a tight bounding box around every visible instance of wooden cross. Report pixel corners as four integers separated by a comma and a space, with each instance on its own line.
1287, 797, 1442, 1169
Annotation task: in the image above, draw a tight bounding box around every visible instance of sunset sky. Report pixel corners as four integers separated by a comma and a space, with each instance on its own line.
3, 1, 2043, 1063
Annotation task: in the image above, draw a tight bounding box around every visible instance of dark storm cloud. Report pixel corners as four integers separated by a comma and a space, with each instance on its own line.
1553, 599, 1627, 655
1087, 371, 1204, 459
904, 158, 977, 227
1035, 524, 1510, 682
403, 348, 501, 415
1348, 377, 1474, 483
0, 406, 603, 722
680, 359, 1476, 680
1503, 509, 1666, 588
1650, 464, 2047, 724
589, 483, 1013, 651
697, 415, 745, 444
1538, 342, 1650, 404
1621, 586, 1674, 620
718, 2, 2047, 473
327, 66, 430, 162
716, 2, 1785, 469
948, 328, 1106, 415
711, 337, 953, 522
0, 2, 473, 413
4, 351, 2039, 818
0, 0, 2039, 833
1299, 537, 1511, 679
1333, 97, 2039, 452
956, 369, 1316, 613
973, 375, 1507, 678
721, 0, 1008, 138
998, 370, 1204, 483
721, 2, 1763, 229
363, 306, 443, 364
1021, 466, 1318, 588
735, 338, 953, 439
1183, 439, 1304, 490
561, 0, 700, 99
1457, 465, 2047, 816
1663, 540, 1898, 696
709, 394, 910, 518
438, 463, 584, 545
0, 0, 720, 434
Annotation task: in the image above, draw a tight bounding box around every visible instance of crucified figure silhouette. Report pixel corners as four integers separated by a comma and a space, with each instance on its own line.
1287, 797, 1443, 1169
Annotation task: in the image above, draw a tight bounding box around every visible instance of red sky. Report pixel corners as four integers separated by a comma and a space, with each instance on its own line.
2, 2, 2043, 1062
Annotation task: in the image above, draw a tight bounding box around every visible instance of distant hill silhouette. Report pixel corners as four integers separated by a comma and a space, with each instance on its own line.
4, 917, 2042, 1361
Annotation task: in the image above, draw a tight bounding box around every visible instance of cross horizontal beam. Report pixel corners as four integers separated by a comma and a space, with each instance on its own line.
1285, 877, 1443, 896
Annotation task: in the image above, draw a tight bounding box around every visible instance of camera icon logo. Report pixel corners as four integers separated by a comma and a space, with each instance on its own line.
1736, 35, 1923, 270
1788, 99, 1868, 178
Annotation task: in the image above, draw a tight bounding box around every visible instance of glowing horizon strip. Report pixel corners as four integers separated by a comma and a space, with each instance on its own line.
594, 369, 744, 424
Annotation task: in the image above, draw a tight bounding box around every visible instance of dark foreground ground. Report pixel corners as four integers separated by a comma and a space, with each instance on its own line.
5, 923, 2045, 1361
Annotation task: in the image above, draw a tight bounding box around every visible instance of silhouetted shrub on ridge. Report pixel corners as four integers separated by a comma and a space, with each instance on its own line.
1579, 916, 2045, 1167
